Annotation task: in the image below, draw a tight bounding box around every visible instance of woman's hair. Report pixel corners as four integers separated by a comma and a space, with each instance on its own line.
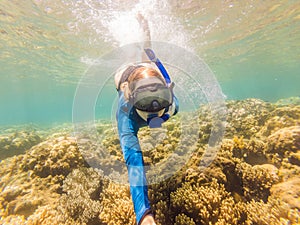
128, 67, 165, 91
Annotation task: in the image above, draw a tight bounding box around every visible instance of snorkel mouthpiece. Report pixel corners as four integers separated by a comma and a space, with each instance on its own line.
148, 116, 164, 128
147, 113, 170, 128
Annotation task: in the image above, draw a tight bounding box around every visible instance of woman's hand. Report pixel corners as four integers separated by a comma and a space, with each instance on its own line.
140, 214, 156, 225
137, 12, 151, 55
137, 13, 151, 42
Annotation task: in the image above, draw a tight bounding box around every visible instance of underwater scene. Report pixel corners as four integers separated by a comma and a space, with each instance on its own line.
0, 0, 300, 224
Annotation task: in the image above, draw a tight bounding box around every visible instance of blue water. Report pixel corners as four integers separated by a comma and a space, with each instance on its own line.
0, 76, 74, 126
0, 0, 299, 126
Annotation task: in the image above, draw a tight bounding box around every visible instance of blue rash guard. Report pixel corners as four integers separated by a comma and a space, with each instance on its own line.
116, 90, 178, 225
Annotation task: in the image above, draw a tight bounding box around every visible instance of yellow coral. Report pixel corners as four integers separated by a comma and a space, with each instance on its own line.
170, 179, 240, 224
174, 213, 196, 225
245, 197, 299, 225
0, 100, 299, 225
233, 135, 245, 150
99, 182, 135, 225
57, 167, 103, 225
236, 162, 279, 201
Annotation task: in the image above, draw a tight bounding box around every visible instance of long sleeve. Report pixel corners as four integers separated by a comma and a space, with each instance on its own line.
116, 91, 151, 225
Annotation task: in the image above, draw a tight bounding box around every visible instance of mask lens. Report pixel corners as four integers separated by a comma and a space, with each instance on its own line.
133, 88, 172, 112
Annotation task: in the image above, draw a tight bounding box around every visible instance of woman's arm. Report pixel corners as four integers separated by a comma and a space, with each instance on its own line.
115, 14, 151, 90
137, 13, 152, 62
116, 93, 152, 225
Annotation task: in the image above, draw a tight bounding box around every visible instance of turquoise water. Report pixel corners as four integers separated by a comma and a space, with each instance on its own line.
0, 0, 299, 126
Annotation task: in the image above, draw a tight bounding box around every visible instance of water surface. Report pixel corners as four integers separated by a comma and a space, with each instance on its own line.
0, 0, 299, 126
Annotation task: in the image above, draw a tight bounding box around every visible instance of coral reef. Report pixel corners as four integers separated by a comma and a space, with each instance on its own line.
0, 134, 86, 224
275, 96, 300, 106
0, 155, 61, 219
174, 214, 196, 225
266, 126, 300, 156
99, 181, 135, 225
57, 167, 104, 225
257, 105, 300, 137
21, 135, 86, 178
170, 179, 240, 224
270, 177, 300, 209
0, 98, 299, 225
244, 197, 299, 225
0, 130, 42, 160
225, 98, 275, 139
235, 162, 279, 202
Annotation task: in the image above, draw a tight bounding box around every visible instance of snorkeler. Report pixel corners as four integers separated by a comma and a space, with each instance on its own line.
114, 14, 179, 225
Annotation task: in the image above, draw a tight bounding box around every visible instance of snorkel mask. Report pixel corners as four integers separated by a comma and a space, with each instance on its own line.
130, 76, 173, 113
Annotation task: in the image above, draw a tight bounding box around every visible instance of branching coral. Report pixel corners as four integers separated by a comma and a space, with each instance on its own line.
170, 179, 240, 225
148, 171, 185, 225
236, 162, 279, 202
153, 200, 172, 225
233, 135, 245, 150
174, 213, 196, 225
231, 135, 246, 159
159, 178, 298, 225
245, 197, 299, 225
101, 134, 122, 161
0, 214, 26, 225
99, 182, 135, 225
26, 205, 61, 225
57, 167, 104, 225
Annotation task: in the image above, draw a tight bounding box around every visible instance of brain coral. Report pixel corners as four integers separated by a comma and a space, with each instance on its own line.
266, 126, 300, 157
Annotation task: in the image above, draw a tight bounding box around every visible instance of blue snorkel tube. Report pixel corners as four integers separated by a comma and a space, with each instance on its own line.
143, 48, 174, 128
144, 48, 172, 85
